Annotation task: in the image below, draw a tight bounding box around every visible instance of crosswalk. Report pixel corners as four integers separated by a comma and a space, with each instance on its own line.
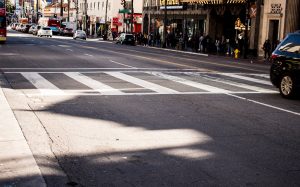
4, 71, 278, 97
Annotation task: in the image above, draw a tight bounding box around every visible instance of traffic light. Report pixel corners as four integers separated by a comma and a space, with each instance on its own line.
121, 0, 127, 8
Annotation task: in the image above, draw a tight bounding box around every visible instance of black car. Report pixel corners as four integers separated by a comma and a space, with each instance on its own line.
116, 33, 135, 45
270, 32, 300, 98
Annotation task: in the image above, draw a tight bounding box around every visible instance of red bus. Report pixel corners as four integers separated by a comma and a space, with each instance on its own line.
0, 0, 6, 43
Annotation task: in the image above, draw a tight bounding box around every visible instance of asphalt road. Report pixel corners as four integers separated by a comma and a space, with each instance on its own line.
1, 30, 300, 187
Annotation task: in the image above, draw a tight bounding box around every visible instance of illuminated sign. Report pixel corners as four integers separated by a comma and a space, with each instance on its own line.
160, 0, 180, 6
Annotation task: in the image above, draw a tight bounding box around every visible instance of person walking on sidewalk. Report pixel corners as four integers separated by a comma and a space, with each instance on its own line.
263, 39, 271, 60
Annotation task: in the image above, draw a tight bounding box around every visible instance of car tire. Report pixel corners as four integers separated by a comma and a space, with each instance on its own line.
279, 73, 298, 99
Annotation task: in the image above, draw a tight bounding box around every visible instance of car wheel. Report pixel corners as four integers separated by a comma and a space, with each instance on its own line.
279, 74, 298, 99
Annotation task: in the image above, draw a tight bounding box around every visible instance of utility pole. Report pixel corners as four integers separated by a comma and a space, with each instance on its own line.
104, 0, 108, 40
67, 0, 70, 22
60, 0, 63, 19
36, 0, 39, 23
130, 0, 133, 33
162, 0, 167, 48
244, 0, 250, 59
84, 0, 87, 32
76, 0, 78, 29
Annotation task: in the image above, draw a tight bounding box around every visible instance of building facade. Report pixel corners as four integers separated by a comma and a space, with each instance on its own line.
143, 0, 300, 56
77, 0, 143, 36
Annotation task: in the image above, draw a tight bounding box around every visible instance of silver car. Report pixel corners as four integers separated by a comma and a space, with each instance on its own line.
73, 30, 87, 40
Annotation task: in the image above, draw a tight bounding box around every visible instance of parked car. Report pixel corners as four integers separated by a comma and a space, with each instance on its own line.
61, 28, 73, 36
73, 30, 87, 40
116, 33, 135, 45
32, 25, 41, 35
28, 25, 36, 34
270, 32, 300, 99
49, 26, 60, 35
23, 24, 32, 33
37, 27, 53, 37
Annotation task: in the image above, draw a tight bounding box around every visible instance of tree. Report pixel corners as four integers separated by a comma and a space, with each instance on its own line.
6, 0, 15, 13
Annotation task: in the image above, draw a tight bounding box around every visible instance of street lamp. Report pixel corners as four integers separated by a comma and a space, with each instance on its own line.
243, 0, 250, 59
130, 0, 133, 33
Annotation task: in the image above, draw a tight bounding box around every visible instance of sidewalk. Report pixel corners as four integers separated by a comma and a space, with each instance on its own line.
0, 74, 46, 186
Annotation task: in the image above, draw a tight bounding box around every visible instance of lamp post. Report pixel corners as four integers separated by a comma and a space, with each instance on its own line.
36, 0, 39, 23
103, 0, 108, 40
130, 0, 133, 33
162, 0, 167, 48
243, 0, 250, 59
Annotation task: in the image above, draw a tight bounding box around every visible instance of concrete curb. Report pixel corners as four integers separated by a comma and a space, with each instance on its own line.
0, 74, 46, 187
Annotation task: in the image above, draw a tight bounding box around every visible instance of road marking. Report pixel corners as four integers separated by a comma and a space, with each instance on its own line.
66, 49, 73, 52
64, 72, 123, 95
106, 72, 179, 94
58, 45, 71, 48
84, 54, 93, 57
21, 72, 64, 95
227, 94, 300, 116
0, 53, 19, 56
186, 72, 276, 93
109, 60, 137, 68
150, 72, 229, 93
220, 73, 272, 85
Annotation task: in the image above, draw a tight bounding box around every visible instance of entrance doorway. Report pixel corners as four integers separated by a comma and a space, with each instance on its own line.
268, 20, 279, 50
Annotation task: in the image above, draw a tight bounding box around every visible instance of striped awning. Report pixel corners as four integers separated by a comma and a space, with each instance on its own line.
180, 0, 246, 4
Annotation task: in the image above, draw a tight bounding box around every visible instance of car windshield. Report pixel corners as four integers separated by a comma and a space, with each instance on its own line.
43, 27, 51, 30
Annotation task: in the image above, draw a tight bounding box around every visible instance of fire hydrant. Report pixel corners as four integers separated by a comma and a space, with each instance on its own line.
234, 48, 240, 59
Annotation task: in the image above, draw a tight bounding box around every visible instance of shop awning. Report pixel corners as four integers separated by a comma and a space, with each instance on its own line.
180, 0, 246, 4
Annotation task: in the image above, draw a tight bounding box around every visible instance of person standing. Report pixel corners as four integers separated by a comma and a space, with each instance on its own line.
263, 39, 271, 60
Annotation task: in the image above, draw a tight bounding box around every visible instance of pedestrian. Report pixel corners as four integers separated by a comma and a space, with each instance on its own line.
215, 38, 220, 55
263, 39, 271, 60
199, 35, 204, 52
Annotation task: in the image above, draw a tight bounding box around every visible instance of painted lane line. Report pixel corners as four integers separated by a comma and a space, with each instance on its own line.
84, 54, 93, 57
21, 72, 64, 95
248, 73, 270, 79
66, 49, 73, 52
227, 94, 300, 116
149, 72, 229, 93
106, 72, 179, 94
109, 60, 137, 68
220, 73, 272, 86
64, 72, 123, 95
186, 72, 277, 93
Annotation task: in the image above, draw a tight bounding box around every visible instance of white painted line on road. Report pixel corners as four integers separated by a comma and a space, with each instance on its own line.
227, 94, 300, 116
248, 73, 270, 79
150, 72, 229, 93
21, 72, 64, 96
64, 72, 123, 95
186, 72, 276, 93
84, 54, 93, 57
220, 73, 272, 86
66, 49, 73, 52
106, 72, 179, 94
109, 60, 137, 68
58, 45, 71, 48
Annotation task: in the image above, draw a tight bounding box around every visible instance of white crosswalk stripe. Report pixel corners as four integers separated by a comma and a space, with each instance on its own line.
105, 72, 179, 94
219, 73, 272, 86
186, 72, 275, 93
65, 72, 123, 95
21, 72, 64, 96
149, 72, 229, 93
8, 71, 277, 96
